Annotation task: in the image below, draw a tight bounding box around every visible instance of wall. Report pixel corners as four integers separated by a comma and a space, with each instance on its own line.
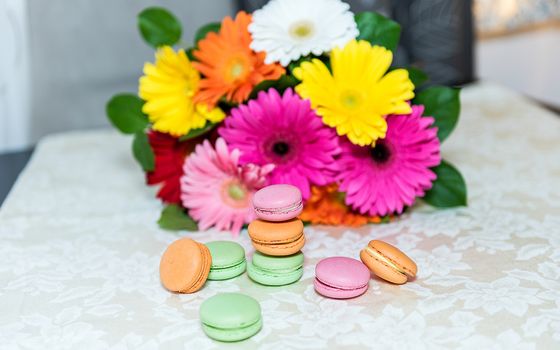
476, 27, 560, 108
0, 0, 31, 153
0, 0, 234, 153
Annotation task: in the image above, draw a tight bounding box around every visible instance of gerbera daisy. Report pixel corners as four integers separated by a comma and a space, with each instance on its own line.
249, 0, 358, 66
193, 11, 285, 107
300, 184, 382, 226
139, 46, 225, 137
146, 131, 204, 204
337, 105, 441, 216
294, 39, 415, 146
218, 88, 339, 200
180, 138, 273, 235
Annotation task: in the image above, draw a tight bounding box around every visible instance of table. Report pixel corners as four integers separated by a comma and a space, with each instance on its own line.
1, 83, 559, 349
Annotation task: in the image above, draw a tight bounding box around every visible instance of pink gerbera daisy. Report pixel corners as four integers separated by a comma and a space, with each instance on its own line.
180, 138, 274, 235
218, 88, 339, 199
337, 105, 441, 216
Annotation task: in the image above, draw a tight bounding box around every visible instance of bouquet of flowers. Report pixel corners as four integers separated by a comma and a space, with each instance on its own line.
106, 0, 467, 235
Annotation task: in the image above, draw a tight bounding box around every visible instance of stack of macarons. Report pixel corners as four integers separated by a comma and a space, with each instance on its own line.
247, 184, 305, 286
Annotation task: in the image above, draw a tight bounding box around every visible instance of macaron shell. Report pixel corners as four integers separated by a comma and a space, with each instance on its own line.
206, 241, 246, 280
314, 277, 368, 299
206, 241, 246, 268
248, 219, 304, 242
159, 239, 212, 293
202, 317, 262, 342
252, 251, 304, 270
252, 184, 302, 210
251, 233, 305, 256
315, 256, 370, 290
370, 240, 417, 277
200, 293, 262, 333
247, 251, 304, 286
247, 262, 303, 286
360, 249, 407, 285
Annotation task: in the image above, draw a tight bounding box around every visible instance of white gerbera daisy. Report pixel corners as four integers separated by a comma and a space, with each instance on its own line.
249, 0, 358, 66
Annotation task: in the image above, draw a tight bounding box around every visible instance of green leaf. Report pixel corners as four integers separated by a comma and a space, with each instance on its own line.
423, 160, 467, 208
405, 67, 429, 88
158, 204, 198, 231
414, 86, 461, 142
185, 47, 195, 61
178, 121, 219, 141
355, 12, 401, 52
106, 94, 148, 134
249, 75, 299, 99
194, 22, 220, 45
138, 7, 182, 48
132, 132, 155, 171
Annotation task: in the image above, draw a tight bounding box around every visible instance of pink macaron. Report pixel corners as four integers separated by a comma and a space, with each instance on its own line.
314, 257, 370, 299
252, 184, 303, 222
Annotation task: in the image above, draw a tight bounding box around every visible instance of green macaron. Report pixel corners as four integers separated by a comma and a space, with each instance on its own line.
247, 251, 304, 286
199, 292, 262, 342
205, 241, 246, 281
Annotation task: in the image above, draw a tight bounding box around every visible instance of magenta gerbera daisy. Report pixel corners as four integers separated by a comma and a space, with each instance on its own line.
337, 105, 441, 216
180, 138, 274, 235
218, 88, 340, 199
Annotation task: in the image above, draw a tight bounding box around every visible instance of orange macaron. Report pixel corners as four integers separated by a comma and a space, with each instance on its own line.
159, 238, 212, 293
360, 240, 417, 284
248, 218, 305, 256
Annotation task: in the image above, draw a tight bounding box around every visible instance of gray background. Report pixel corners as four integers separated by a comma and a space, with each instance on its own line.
27, 0, 234, 143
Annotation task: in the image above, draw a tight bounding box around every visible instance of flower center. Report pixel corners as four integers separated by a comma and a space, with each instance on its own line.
263, 135, 298, 164
272, 141, 290, 156
225, 57, 249, 83
289, 20, 315, 40
370, 142, 392, 164
340, 90, 363, 110
230, 63, 245, 79
221, 180, 249, 208
228, 183, 246, 200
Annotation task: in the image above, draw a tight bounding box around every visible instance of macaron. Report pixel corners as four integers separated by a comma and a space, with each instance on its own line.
206, 241, 247, 281
159, 238, 212, 293
252, 184, 303, 222
314, 257, 370, 299
248, 218, 305, 256
247, 251, 304, 286
360, 240, 417, 284
199, 292, 262, 342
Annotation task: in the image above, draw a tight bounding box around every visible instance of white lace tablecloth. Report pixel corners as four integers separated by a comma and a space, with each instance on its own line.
1, 83, 559, 349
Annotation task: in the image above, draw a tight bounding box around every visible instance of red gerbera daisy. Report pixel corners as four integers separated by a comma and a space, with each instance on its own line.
146, 131, 195, 204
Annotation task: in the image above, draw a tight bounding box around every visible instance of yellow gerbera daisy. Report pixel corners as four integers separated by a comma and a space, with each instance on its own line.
294, 40, 414, 146
139, 46, 225, 137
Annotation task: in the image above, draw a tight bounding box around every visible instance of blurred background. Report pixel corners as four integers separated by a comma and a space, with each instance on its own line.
1, 0, 559, 203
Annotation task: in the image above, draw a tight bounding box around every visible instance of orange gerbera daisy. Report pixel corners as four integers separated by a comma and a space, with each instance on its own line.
300, 184, 384, 227
193, 11, 285, 107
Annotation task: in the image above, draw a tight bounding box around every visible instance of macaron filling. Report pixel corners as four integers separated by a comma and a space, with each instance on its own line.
250, 231, 304, 246
201, 317, 263, 342
208, 259, 247, 280
167, 243, 210, 293
364, 246, 408, 277
252, 265, 302, 276
183, 244, 212, 293
314, 276, 368, 292
254, 200, 303, 215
